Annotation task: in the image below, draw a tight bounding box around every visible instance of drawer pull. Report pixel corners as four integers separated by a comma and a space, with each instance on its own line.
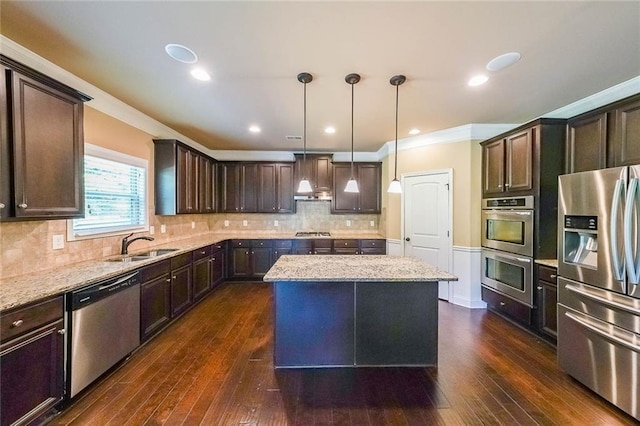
11, 319, 24, 328
18, 203, 27, 209
200, 251, 206, 255
499, 301, 506, 306
550, 274, 557, 279
537, 286, 543, 290
58, 329, 65, 335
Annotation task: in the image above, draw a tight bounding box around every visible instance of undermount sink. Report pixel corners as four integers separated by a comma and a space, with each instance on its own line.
105, 248, 179, 262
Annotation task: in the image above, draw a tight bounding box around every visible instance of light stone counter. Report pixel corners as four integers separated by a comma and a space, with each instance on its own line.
0, 232, 385, 312
263, 255, 457, 282
535, 259, 558, 268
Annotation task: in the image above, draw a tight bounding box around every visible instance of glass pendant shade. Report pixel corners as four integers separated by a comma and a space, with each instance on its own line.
345, 178, 359, 193
387, 178, 402, 193
297, 178, 313, 193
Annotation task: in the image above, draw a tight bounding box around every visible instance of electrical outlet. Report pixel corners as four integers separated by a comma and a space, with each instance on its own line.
191, 221, 195, 229
52, 234, 65, 250
160, 224, 166, 233
370, 220, 375, 227
224, 220, 229, 227
274, 220, 279, 227
242, 220, 248, 227
346, 220, 351, 227
149, 226, 155, 235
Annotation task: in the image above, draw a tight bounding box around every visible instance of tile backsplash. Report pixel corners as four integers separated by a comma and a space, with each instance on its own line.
0, 201, 382, 279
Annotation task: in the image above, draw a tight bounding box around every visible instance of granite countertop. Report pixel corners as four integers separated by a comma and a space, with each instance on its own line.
263, 255, 458, 282
0, 232, 385, 312
535, 259, 558, 268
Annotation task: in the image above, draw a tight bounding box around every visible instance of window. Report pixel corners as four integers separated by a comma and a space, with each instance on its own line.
68, 144, 148, 240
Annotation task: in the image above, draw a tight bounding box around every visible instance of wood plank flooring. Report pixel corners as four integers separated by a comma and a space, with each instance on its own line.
51, 282, 637, 425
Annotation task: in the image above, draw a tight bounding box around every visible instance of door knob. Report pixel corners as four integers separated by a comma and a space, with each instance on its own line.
405, 237, 411, 242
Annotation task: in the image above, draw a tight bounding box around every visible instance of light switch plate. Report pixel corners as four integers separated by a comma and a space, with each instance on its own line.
346, 220, 351, 227
149, 226, 155, 235
191, 221, 195, 229
370, 221, 375, 227
52, 234, 65, 250
160, 224, 166, 233
224, 220, 229, 227
274, 220, 279, 227
242, 220, 248, 227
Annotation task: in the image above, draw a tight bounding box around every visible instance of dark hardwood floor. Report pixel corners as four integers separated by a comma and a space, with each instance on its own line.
51, 282, 636, 425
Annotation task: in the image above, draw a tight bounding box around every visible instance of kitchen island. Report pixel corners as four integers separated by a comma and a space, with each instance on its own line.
263, 255, 457, 368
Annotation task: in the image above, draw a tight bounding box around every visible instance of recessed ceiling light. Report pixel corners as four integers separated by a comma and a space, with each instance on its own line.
249, 125, 261, 133
190, 68, 211, 81
324, 126, 336, 134
409, 129, 420, 135
486, 52, 521, 72
468, 74, 489, 87
165, 43, 198, 64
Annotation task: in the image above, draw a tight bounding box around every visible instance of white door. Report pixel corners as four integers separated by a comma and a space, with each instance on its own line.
403, 171, 452, 300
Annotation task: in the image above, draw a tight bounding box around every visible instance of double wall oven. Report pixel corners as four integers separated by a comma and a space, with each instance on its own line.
481, 196, 535, 306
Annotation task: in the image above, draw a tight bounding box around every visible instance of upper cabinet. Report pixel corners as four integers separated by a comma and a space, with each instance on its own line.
0, 55, 91, 221
294, 154, 333, 195
481, 119, 566, 199
154, 139, 217, 215
332, 162, 382, 214
565, 94, 640, 174
258, 163, 295, 213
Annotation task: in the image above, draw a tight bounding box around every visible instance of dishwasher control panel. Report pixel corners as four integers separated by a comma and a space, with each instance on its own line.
70, 272, 140, 310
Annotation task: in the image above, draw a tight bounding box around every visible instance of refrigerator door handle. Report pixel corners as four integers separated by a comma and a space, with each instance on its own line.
623, 177, 640, 284
610, 178, 625, 281
564, 283, 640, 315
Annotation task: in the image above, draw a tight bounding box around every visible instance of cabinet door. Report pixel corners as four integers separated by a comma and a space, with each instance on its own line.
176, 146, 198, 213
505, 129, 532, 192
614, 99, 640, 167
276, 163, 295, 213
170, 265, 192, 317
313, 155, 333, 192
272, 248, 291, 262
1, 320, 64, 426
241, 163, 258, 212
220, 163, 240, 212
0, 66, 9, 220
10, 69, 84, 218
482, 140, 505, 196
357, 163, 381, 213
332, 163, 358, 212
567, 112, 607, 173
199, 156, 215, 213
140, 274, 171, 341
192, 257, 211, 301
536, 281, 558, 340
211, 250, 225, 288
258, 163, 277, 212
252, 247, 273, 277
231, 247, 252, 278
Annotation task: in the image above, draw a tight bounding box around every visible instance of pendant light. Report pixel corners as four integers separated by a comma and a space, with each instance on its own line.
388, 74, 406, 194
344, 73, 360, 193
297, 72, 313, 193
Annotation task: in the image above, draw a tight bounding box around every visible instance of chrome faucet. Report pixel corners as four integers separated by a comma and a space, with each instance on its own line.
121, 233, 154, 255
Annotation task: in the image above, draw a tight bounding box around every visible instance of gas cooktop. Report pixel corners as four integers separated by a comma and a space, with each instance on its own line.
295, 231, 331, 237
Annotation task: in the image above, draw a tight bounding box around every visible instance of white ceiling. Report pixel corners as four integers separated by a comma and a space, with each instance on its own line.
2, 1, 639, 153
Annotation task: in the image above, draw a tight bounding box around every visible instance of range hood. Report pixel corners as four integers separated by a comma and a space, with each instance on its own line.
294, 192, 331, 201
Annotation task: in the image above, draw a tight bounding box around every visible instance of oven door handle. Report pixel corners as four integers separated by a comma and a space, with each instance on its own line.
564, 311, 640, 353
610, 178, 625, 282
623, 178, 640, 284
564, 283, 640, 315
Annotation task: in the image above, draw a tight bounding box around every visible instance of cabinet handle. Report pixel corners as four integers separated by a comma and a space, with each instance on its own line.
18, 203, 27, 209
499, 301, 506, 306
212, 257, 216, 261
172, 276, 177, 279
166, 278, 171, 283
309, 251, 313, 254
11, 319, 24, 328
550, 274, 557, 279
498, 184, 503, 189
537, 286, 543, 290
200, 251, 206, 255
0, 203, 5, 209
344, 243, 348, 246
58, 329, 66, 335
505, 183, 511, 188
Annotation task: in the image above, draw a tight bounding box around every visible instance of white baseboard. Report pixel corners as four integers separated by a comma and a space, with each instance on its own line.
451, 246, 486, 309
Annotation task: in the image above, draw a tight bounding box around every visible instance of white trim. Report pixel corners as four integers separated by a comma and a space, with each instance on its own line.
451, 246, 486, 309
209, 150, 380, 162
385, 239, 402, 256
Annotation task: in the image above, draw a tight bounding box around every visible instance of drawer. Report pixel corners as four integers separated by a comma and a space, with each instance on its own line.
294, 239, 313, 248
251, 239, 273, 248
231, 239, 250, 248
274, 239, 292, 249
138, 259, 171, 282
538, 265, 558, 283
482, 287, 531, 326
360, 248, 386, 255
313, 239, 333, 249
360, 239, 385, 248
334, 239, 358, 248
171, 252, 192, 270
212, 241, 226, 252
192, 245, 212, 261
1, 296, 64, 343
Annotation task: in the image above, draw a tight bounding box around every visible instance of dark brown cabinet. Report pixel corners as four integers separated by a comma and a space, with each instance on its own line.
139, 260, 171, 342
258, 163, 295, 213
170, 253, 193, 317
565, 94, 640, 174
482, 286, 531, 327
294, 154, 333, 195
211, 242, 226, 288
154, 139, 217, 215
1, 55, 90, 221
535, 264, 558, 343
332, 162, 382, 213
273, 240, 292, 261
219, 162, 259, 213
1, 296, 64, 426
333, 239, 359, 255
230, 239, 274, 278
359, 239, 386, 255
293, 238, 333, 255
193, 245, 213, 301
482, 128, 534, 196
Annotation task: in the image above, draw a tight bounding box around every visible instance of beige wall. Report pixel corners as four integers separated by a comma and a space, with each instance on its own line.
382, 140, 482, 248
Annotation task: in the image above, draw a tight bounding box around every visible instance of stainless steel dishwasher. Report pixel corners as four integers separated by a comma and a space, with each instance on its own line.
68, 271, 140, 398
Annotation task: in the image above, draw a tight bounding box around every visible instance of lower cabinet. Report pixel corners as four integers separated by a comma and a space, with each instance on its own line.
0, 296, 64, 426
193, 245, 213, 301
482, 286, 532, 327
140, 260, 171, 342
272, 239, 292, 262
170, 253, 193, 317
211, 242, 226, 288
230, 240, 274, 279
535, 264, 558, 343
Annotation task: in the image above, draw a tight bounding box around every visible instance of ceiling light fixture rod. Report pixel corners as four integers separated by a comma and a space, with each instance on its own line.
388, 74, 406, 194
345, 73, 360, 193
297, 72, 313, 193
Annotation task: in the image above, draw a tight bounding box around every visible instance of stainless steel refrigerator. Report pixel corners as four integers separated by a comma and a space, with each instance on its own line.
558, 165, 640, 421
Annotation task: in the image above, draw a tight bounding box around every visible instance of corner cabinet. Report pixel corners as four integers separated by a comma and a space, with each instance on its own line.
1, 55, 91, 221
154, 139, 217, 215
332, 162, 382, 213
